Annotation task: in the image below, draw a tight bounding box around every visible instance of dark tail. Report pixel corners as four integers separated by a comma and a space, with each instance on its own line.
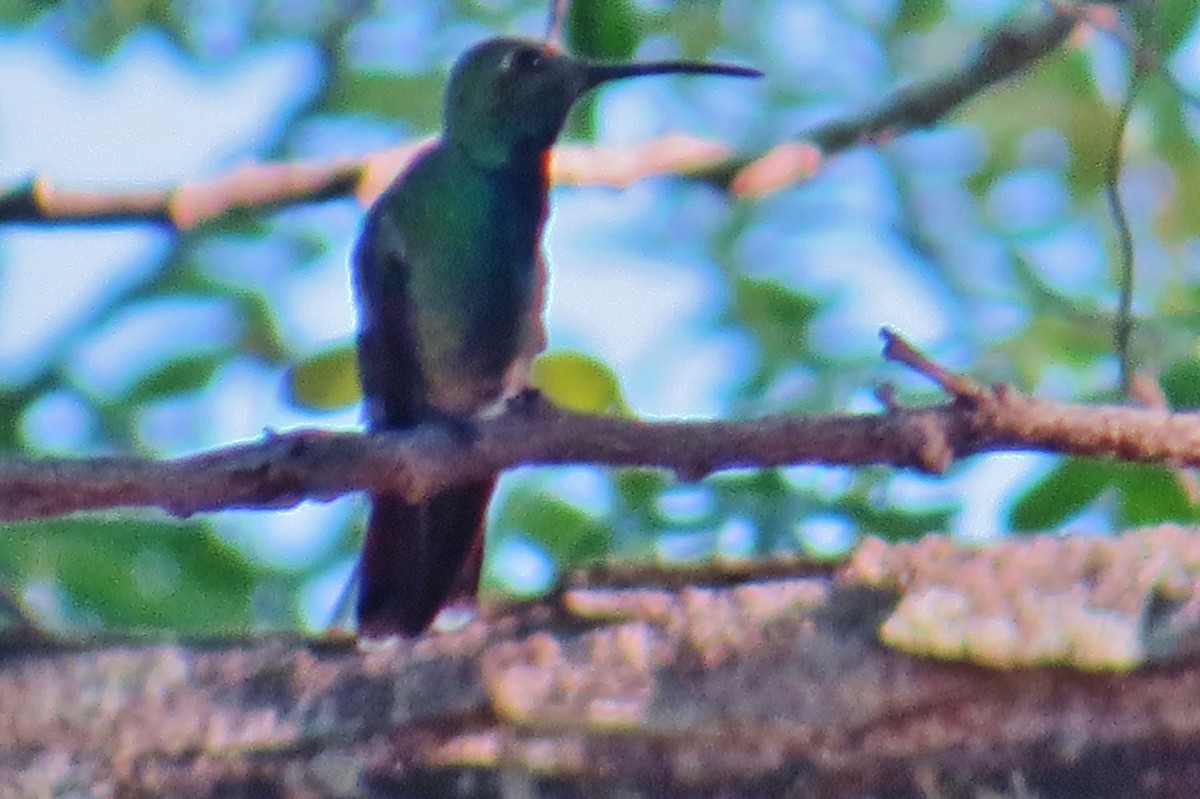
355, 478, 496, 637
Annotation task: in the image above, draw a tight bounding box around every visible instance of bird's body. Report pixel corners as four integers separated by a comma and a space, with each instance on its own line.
353, 137, 549, 637
352, 36, 760, 638
356, 144, 548, 425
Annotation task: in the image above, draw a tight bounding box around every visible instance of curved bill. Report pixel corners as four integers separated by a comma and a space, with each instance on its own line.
582, 60, 763, 90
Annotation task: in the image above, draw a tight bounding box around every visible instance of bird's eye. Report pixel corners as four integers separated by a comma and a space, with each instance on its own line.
501, 47, 545, 73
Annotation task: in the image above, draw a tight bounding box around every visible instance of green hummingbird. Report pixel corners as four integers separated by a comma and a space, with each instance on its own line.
353, 35, 761, 638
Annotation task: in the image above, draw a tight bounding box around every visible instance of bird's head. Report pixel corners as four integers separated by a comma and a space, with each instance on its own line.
443, 36, 761, 169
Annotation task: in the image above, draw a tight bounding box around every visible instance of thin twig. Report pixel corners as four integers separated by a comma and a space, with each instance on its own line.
880, 328, 987, 402
545, 0, 571, 50
1108, 65, 1148, 398
732, 5, 1078, 195
1081, 0, 1195, 398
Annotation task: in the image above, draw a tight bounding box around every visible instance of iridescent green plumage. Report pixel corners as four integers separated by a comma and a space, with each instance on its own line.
353, 36, 760, 637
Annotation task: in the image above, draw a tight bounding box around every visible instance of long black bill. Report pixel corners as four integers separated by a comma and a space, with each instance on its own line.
583, 59, 762, 89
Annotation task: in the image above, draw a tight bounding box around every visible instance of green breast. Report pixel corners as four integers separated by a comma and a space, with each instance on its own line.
388, 145, 547, 413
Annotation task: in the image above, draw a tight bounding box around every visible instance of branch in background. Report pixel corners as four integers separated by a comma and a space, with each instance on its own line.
4, 331, 1200, 524
0, 160, 363, 229
731, 4, 1078, 194
0, 136, 740, 230
1106, 41, 1150, 399
544, 0, 570, 50
0, 144, 419, 231
0, 7, 1080, 230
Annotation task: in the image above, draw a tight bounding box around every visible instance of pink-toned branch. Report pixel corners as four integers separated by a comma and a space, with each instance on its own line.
0, 7, 1080, 229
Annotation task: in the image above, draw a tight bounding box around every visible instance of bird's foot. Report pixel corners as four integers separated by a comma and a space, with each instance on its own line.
479, 386, 546, 421
507, 387, 546, 416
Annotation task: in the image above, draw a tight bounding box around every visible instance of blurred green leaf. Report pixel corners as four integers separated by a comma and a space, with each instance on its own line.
0, 517, 257, 633
614, 468, 671, 517
567, 0, 638, 61
326, 71, 444, 129
845, 496, 954, 543
564, 0, 640, 139
126, 353, 224, 405
1161, 357, 1200, 409
726, 276, 819, 392
1114, 464, 1196, 526
238, 293, 290, 364
286, 344, 361, 411
668, 2, 724, 57
891, 0, 946, 33
1142, 0, 1198, 55
0, 0, 54, 26
63, 0, 184, 58
492, 485, 612, 566
731, 277, 818, 353
963, 51, 1112, 197
1012, 457, 1197, 532
531, 350, 630, 416
1009, 457, 1112, 531
1141, 81, 1200, 237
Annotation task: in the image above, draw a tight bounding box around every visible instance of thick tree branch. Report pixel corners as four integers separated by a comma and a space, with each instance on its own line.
3, 332, 1200, 523
8, 526, 1200, 798
0, 7, 1080, 229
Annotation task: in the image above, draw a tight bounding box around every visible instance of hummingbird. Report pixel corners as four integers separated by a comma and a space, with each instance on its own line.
352, 35, 761, 638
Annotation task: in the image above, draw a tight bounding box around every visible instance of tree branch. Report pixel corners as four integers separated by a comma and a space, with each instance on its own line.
8, 526, 1200, 797
731, 4, 1079, 195
0, 7, 1080, 229
3, 331, 1199, 523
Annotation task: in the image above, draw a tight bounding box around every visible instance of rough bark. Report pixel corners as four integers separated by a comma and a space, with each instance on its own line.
5, 540, 1200, 799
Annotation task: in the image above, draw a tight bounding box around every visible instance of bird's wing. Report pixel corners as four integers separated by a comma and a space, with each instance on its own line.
352, 207, 426, 431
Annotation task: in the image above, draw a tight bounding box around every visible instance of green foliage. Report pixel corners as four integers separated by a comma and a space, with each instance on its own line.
287, 345, 361, 412
0, 0, 52, 26
326, 72, 445, 130
530, 351, 630, 416
126, 353, 226, 405
0, 517, 258, 632
491, 484, 613, 568
1011, 458, 1197, 532
725, 276, 820, 394
562, 0, 638, 139
964, 49, 1114, 197
891, 0, 946, 34
1116, 465, 1195, 526
1141, 0, 1196, 54
1161, 357, 1200, 409
843, 489, 954, 544
1141, 80, 1200, 236
566, 0, 638, 61
1009, 458, 1113, 531
60, 0, 176, 57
